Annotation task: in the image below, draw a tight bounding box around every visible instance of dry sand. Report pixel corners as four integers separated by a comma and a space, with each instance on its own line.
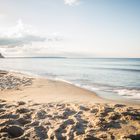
0, 71, 140, 140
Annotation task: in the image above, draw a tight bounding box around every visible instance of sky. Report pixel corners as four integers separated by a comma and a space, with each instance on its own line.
0, 0, 140, 58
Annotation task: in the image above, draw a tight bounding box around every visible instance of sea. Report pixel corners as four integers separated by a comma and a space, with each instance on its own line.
0, 58, 140, 103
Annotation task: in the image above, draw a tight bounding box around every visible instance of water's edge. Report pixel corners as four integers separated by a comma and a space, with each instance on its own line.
2, 69, 140, 105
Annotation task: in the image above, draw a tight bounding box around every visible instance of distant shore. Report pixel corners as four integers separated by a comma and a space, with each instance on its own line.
0, 53, 4, 58
0, 70, 140, 139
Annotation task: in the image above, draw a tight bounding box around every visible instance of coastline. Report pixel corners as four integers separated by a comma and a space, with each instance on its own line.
0, 70, 139, 106
0, 71, 104, 104
0, 70, 140, 139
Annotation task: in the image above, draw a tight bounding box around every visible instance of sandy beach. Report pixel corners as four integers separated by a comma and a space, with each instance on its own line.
0, 71, 140, 140
1, 0, 140, 139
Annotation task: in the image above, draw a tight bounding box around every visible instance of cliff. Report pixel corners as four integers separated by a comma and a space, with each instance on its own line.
0, 53, 4, 58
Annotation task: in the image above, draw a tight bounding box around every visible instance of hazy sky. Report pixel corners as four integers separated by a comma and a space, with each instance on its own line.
0, 0, 140, 57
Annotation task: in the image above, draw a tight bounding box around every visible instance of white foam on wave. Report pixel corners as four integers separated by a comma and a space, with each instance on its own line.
52, 78, 74, 84
82, 85, 100, 91
3, 69, 140, 100
49, 77, 100, 92
115, 89, 140, 100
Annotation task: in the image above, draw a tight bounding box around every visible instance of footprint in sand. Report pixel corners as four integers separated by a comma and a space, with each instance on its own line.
16, 108, 30, 114
34, 110, 47, 119
17, 101, 26, 106
16, 117, 31, 126
0, 109, 6, 113
6, 125, 24, 138
62, 108, 76, 119
125, 134, 140, 140
0, 103, 7, 108
79, 105, 90, 111
0, 113, 19, 119
26, 126, 48, 140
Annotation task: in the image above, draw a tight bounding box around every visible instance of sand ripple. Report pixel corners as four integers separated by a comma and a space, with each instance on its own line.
0, 99, 140, 140
0, 72, 32, 90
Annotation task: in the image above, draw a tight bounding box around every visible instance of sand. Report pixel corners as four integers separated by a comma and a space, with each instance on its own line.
0, 71, 140, 140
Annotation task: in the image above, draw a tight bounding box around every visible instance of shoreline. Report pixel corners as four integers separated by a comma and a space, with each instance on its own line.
0, 70, 140, 106
0, 71, 104, 104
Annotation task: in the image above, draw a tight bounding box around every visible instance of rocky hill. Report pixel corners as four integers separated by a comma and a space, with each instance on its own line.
0, 53, 4, 58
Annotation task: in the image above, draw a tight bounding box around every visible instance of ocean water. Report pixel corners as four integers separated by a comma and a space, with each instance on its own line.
0, 58, 140, 102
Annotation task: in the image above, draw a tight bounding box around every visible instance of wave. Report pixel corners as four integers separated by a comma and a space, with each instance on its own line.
88, 67, 140, 73
16, 70, 140, 100
43, 77, 101, 92
108, 68, 140, 72
50, 77, 74, 85
114, 89, 140, 100
1, 69, 140, 100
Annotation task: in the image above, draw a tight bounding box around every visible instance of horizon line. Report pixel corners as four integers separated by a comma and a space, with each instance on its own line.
2, 56, 140, 59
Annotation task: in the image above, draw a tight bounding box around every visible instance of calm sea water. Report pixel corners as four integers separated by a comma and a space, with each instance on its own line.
0, 58, 140, 102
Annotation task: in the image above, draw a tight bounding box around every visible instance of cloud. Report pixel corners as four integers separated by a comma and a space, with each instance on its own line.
0, 20, 46, 48
64, 0, 80, 6
0, 34, 46, 48
0, 14, 5, 19
47, 32, 63, 42
0, 20, 64, 57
